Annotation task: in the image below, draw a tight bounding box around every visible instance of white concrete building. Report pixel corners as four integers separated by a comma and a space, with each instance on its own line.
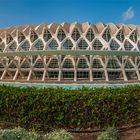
0, 22, 140, 83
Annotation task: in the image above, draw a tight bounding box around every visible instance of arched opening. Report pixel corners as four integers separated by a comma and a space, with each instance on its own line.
92, 39, 103, 50
30, 30, 38, 43
63, 39, 73, 49
20, 41, 30, 51
34, 59, 44, 68
48, 58, 59, 68
57, 29, 66, 41
124, 40, 134, 51
33, 40, 44, 50
43, 29, 52, 42
78, 39, 88, 50
102, 28, 111, 42
86, 28, 95, 42
116, 29, 125, 42
71, 28, 80, 41
18, 32, 25, 43
92, 59, 103, 68
129, 30, 137, 43
63, 59, 74, 68
48, 39, 58, 50
110, 39, 120, 50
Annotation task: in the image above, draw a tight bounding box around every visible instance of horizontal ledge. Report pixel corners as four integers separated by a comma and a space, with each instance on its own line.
0, 50, 140, 57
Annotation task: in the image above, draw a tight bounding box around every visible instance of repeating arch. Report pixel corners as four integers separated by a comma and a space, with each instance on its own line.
102, 28, 111, 42
43, 29, 52, 42
33, 40, 44, 50
124, 40, 134, 51
20, 41, 30, 51
30, 30, 38, 43
6, 34, 13, 44
86, 28, 95, 42
34, 59, 44, 68
0, 23, 139, 82
78, 39, 88, 50
62, 59, 74, 68
57, 28, 66, 41
107, 59, 120, 69
116, 29, 125, 42
92, 39, 103, 50
0, 42, 5, 52
63, 39, 73, 49
110, 39, 120, 50
8, 42, 17, 52
48, 58, 59, 68
92, 59, 103, 68
48, 39, 58, 50
71, 28, 80, 41
18, 32, 25, 43
129, 30, 137, 43
77, 58, 89, 68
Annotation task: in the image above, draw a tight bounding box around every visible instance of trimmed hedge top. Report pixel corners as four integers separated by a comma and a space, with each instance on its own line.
0, 85, 140, 132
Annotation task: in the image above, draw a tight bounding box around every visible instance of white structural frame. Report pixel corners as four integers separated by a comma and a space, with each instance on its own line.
0, 22, 140, 83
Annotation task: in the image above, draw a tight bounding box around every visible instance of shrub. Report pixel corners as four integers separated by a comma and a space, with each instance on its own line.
47, 130, 74, 140
0, 127, 46, 140
98, 127, 118, 140
23, 131, 46, 140
0, 127, 26, 140
0, 85, 140, 131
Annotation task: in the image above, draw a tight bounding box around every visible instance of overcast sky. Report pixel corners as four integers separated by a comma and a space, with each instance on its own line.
0, 0, 139, 28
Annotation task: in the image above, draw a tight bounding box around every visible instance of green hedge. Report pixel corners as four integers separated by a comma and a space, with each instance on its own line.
0, 85, 140, 131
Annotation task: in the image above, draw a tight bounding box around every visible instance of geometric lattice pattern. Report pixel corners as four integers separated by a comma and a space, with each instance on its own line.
0, 22, 140, 82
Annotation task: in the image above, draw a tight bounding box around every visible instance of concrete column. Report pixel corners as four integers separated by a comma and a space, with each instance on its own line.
89, 55, 93, 82
13, 70, 19, 80
42, 70, 46, 81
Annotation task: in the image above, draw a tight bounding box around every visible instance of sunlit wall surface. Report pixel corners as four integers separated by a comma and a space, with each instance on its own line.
0, 22, 140, 83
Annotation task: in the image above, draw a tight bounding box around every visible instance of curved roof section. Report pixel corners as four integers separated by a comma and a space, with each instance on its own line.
0, 23, 139, 37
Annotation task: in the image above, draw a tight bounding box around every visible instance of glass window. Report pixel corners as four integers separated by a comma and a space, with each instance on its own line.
48, 39, 58, 50
77, 71, 89, 79
93, 39, 103, 50
92, 59, 103, 68
18, 32, 25, 43
92, 71, 105, 79
71, 28, 80, 41
110, 39, 120, 50
78, 59, 88, 68
48, 58, 59, 68
108, 71, 122, 80
63, 59, 73, 68
9, 42, 17, 52
30, 30, 38, 43
116, 29, 125, 42
62, 71, 74, 79
78, 39, 88, 50
57, 29, 66, 41
124, 40, 134, 51
43, 30, 52, 42
129, 30, 137, 43
102, 28, 111, 42
34, 40, 44, 50
86, 28, 94, 42
63, 39, 73, 49
21, 60, 30, 68
107, 59, 120, 69
6, 34, 13, 44
48, 71, 59, 79
0, 43, 5, 52
125, 60, 134, 68
20, 41, 30, 51
34, 59, 44, 68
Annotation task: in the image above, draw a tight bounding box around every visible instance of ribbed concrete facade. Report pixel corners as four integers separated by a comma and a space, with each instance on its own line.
0, 22, 140, 83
